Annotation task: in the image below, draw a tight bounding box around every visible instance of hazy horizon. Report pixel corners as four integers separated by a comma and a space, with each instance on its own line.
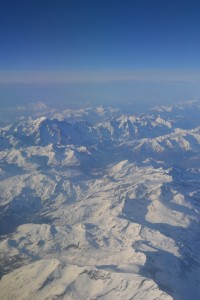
1, 0, 200, 109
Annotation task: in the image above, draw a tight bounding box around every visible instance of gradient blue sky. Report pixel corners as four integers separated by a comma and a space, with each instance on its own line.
1, 0, 200, 108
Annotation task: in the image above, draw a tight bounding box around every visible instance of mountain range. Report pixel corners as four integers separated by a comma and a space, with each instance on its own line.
0, 99, 200, 299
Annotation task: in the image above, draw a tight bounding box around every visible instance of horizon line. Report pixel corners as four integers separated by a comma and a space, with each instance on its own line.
1, 69, 200, 85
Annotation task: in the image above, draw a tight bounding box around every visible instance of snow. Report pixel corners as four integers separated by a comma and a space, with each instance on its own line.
1, 101, 200, 299
0, 259, 172, 300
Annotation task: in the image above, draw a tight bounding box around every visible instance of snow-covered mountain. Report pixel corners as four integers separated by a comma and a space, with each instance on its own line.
3, 117, 98, 147
0, 100, 200, 300
151, 98, 200, 129
131, 126, 200, 166
97, 114, 173, 141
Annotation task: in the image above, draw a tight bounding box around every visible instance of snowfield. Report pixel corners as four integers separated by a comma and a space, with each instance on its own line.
0, 100, 200, 299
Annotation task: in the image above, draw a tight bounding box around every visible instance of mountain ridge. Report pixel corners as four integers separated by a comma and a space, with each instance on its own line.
0, 100, 200, 299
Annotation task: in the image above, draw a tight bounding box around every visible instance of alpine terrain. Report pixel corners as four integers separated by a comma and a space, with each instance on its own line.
1, 100, 200, 300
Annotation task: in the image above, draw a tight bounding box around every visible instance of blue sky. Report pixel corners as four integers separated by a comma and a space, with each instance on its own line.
1, 0, 200, 108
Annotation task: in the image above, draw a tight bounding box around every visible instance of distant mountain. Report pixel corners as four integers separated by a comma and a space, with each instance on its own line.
151, 98, 200, 129
1, 117, 98, 147
132, 126, 200, 167
97, 114, 173, 141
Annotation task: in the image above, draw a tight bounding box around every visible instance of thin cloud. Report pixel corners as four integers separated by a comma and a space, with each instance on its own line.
0, 70, 200, 85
